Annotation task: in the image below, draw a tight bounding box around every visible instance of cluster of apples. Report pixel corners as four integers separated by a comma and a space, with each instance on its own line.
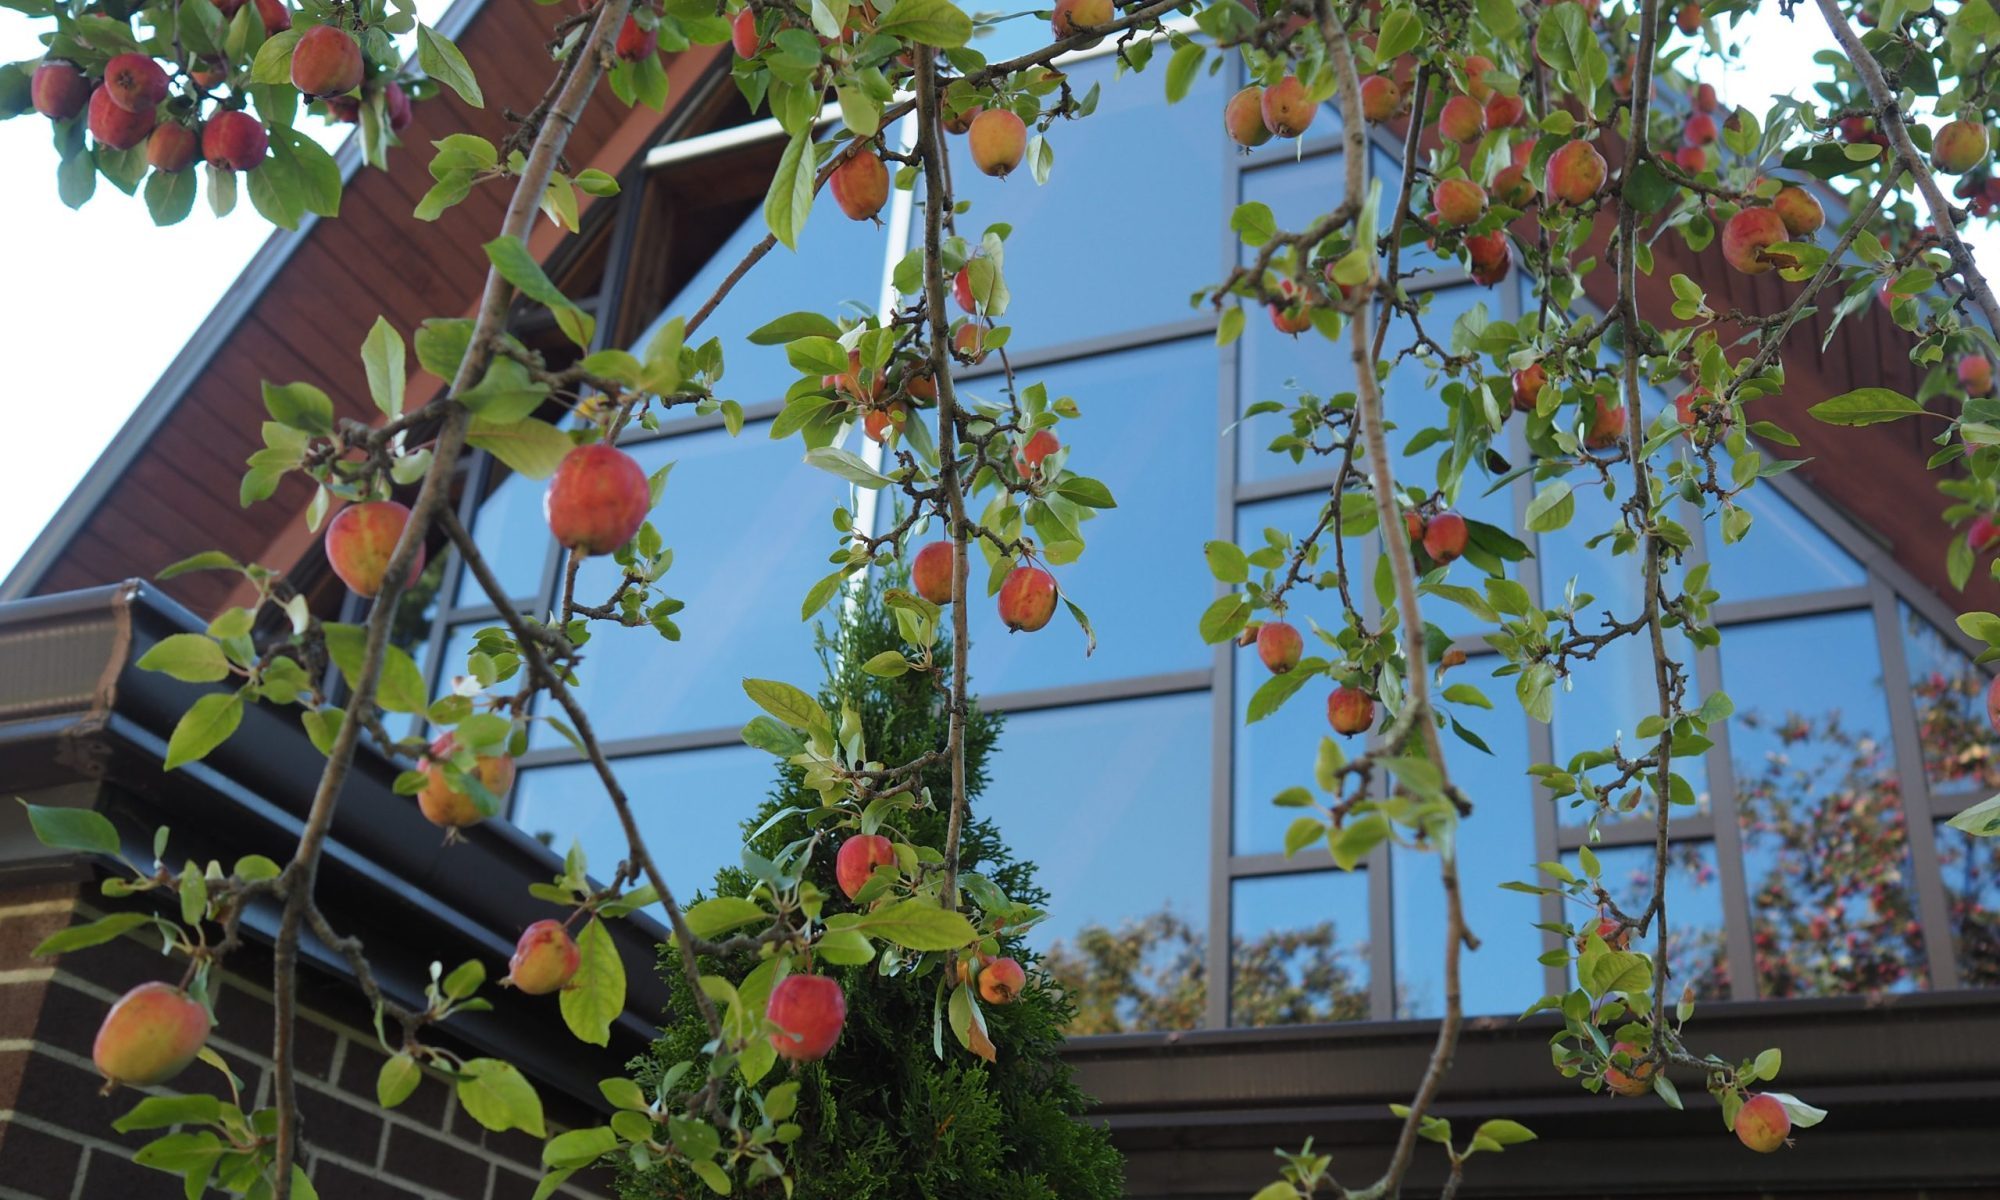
1508, 362, 1628, 449
29, 14, 409, 178
906, 431, 1063, 632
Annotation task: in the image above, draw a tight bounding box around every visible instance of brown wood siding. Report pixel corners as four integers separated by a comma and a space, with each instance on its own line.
31, 0, 723, 615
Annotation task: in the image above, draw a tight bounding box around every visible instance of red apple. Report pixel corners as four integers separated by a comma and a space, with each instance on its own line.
1466, 230, 1510, 286
1734, 1094, 1791, 1152
998, 566, 1057, 632
1511, 363, 1547, 413
615, 14, 657, 60
1432, 178, 1487, 228
290, 24, 364, 99
102, 53, 168, 114
1585, 396, 1627, 448
1423, 512, 1468, 563
1014, 429, 1060, 478
505, 919, 580, 994
912, 541, 954, 605
1933, 119, 1990, 175
324, 500, 423, 598
1958, 354, 1993, 396
419, 732, 515, 832
1225, 85, 1272, 148
1604, 1041, 1655, 1097
1438, 93, 1483, 142
89, 85, 155, 150
1257, 621, 1303, 673
1463, 54, 1496, 100
830, 149, 889, 221
1484, 92, 1525, 130
1720, 206, 1788, 274
146, 122, 199, 173
202, 109, 267, 170
730, 8, 761, 56
1327, 686, 1374, 735
978, 956, 1026, 1004
30, 60, 90, 121
383, 80, 412, 132
967, 108, 1027, 177
1683, 112, 1717, 146
1693, 82, 1717, 112
93, 983, 210, 1089
1360, 75, 1400, 123
1269, 277, 1314, 334
1545, 140, 1607, 206
1260, 75, 1315, 139
1051, 0, 1111, 41
255, 0, 292, 33
1966, 513, 1999, 553
835, 833, 895, 899
545, 444, 651, 555
767, 974, 846, 1061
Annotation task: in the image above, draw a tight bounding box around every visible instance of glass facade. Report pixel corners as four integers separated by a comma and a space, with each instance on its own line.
414, 42, 2000, 1037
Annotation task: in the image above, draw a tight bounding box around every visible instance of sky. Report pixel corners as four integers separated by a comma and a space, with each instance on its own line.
0, 5, 1994, 586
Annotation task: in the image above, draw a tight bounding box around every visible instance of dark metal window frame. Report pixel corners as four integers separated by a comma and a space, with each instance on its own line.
416, 45, 1996, 1033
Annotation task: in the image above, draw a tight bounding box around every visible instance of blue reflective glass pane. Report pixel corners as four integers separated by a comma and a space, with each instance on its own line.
509, 747, 773, 901
1898, 603, 1999, 795
1720, 611, 1927, 995
960, 4, 1044, 58
1549, 622, 1707, 825
644, 165, 889, 408
422, 621, 501, 739
1395, 669, 1542, 1017
956, 339, 1217, 695
992, 694, 1210, 1034
1704, 481, 1863, 603
928, 55, 1228, 356
1934, 819, 2000, 988
1568, 841, 1730, 1001
1232, 493, 1365, 854
457, 466, 549, 605
531, 421, 856, 746
1230, 870, 1370, 1026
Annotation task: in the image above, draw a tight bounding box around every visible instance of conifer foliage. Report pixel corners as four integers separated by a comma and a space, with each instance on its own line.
624, 575, 1124, 1199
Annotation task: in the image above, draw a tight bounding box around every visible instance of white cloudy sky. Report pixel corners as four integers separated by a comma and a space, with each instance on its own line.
0, 5, 1992, 584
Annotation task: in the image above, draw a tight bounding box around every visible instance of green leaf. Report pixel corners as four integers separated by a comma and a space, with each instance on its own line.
1806, 387, 1925, 426
261, 381, 334, 434
165, 691, 245, 770
18, 799, 122, 856
598, 1077, 647, 1110
557, 919, 623, 1048
1580, 949, 1652, 998
1752, 1047, 1781, 1082
874, 0, 972, 46
804, 445, 891, 488
747, 311, 843, 345
1203, 540, 1249, 583
843, 898, 977, 951
1473, 1118, 1536, 1146
763, 129, 815, 249
1329, 813, 1390, 870
543, 1125, 619, 1169
377, 1053, 422, 1108
1524, 482, 1575, 533
456, 1058, 545, 1137
418, 23, 483, 108
361, 317, 407, 418
249, 28, 301, 84
1947, 792, 2000, 837
742, 678, 828, 732
1163, 41, 1204, 104
138, 634, 231, 683
33, 912, 153, 957
685, 896, 769, 939
1246, 664, 1314, 723
467, 416, 572, 479
114, 1093, 221, 1133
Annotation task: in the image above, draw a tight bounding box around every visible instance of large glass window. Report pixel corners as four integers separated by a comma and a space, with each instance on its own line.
1569, 842, 1731, 1002
1231, 869, 1370, 1027
1394, 673, 1542, 1018
1935, 818, 2000, 987
458, 464, 549, 605
529, 421, 859, 747
958, 338, 1218, 694
933, 53, 1228, 356
1899, 604, 1999, 796
1704, 482, 1865, 605
1001, 693, 1211, 1033
510, 746, 775, 899
1721, 611, 1927, 996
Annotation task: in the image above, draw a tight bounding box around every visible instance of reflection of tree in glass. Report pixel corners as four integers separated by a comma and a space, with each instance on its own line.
1601, 846, 1731, 1002
1905, 613, 2000, 792
1041, 909, 1368, 1033
388, 553, 445, 653
1936, 824, 2000, 987
1733, 711, 1927, 996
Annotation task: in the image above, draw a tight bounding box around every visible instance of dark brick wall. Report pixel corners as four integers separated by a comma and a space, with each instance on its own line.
0, 882, 623, 1200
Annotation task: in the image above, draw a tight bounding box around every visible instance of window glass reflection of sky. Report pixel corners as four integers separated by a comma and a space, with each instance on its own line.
1232, 493, 1362, 854
458, 466, 549, 604
1704, 480, 1863, 604
1394, 667, 1541, 1018
509, 746, 776, 904
640, 171, 887, 410
983, 694, 1210, 957
531, 421, 856, 747
955, 339, 1217, 696
927, 53, 1227, 356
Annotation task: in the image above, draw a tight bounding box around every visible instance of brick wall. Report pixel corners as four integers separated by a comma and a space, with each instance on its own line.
0, 880, 623, 1200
